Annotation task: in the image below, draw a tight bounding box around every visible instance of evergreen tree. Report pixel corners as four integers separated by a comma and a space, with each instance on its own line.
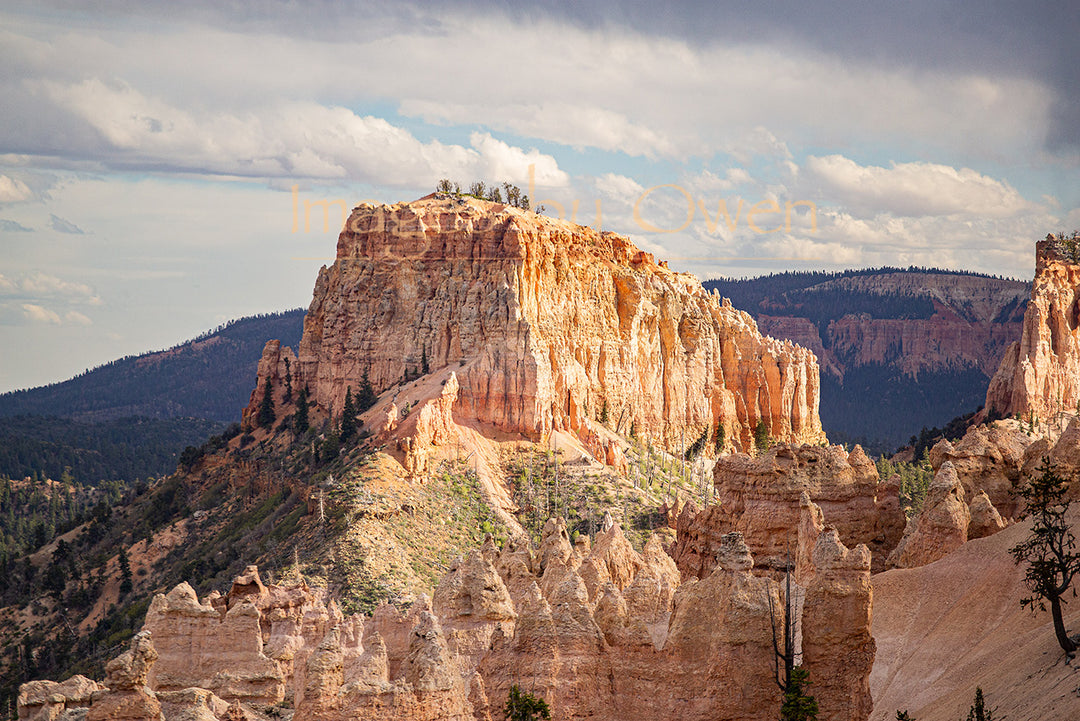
283, 357, 293, 403
118, 548, 133, 595
257, 378, 276, 428
1009, 461, 1080, 656
895, 712, 914, 721
780, 666, 818, 721
421, 347, 430, 375
340, 387, 357, 442
294, 386, 310, 434
965, 687, 993, 721
503, 685, 550, 721
599, 399, 609, 425
357, 370, 378, 413
714, 419, 726, 454
754, 420, 771, 453
321, 432, 340, 463
685, 427, 709, 460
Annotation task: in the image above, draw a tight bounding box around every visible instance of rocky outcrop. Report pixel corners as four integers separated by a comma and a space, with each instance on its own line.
928, 423, 1032, 519
802, 530, 875, 721
672, 443, 904, 576
28, 523, 875, 721
986, 236, 1080, 427
887, 463, 971, 569
245, 194, 825, 456
87, 632, 162, 721
18, 675, 100, 721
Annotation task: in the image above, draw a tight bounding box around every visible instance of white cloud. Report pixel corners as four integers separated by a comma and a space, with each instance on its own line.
803, 155, 1032, 218
21, 303, 61, 324
64, 310, 92, 325
0, 174, 32, 202
37, 79, 569, 188
594, 173, 644, 200
0, 271, 101, 305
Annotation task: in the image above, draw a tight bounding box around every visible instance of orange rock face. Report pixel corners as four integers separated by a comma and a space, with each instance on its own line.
245, 195, 824, 454
986, 236, 1080, 425
672, 443, 904, 577
802, 530, 875, 721
27, 525, 875, 721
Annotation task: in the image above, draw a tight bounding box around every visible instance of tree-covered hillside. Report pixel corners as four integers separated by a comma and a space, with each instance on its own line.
0, 416, 226, 486
0, 309, 305, 423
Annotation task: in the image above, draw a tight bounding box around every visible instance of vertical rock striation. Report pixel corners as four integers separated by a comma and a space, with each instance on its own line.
244, 195, 825, 453
986, 235, 1080, 426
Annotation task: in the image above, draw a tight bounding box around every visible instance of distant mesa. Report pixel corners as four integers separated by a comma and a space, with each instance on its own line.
244, 194, 826, 473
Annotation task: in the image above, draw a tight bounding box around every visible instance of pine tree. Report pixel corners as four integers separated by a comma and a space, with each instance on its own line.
599, 399, 609, 425
340, 387, 357, 442
714, 419, 726, 454
118, 548, 133, 595
1009, 461, 1080, 656
965, 687, 993, 721
357, 370, 378, 413
283, 357, 293, 403
754, 419, 771, 453
257, 378, 276, 428
780, 666, 818, 721
294, 386, 310, 434
421, 347, 430, 375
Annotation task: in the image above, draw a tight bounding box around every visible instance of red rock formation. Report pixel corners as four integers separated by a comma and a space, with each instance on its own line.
802, 529, 875, 721
245, 195, 825, 455
18, 675, 100, 721
986, 236, 1080, 425
25, 524, 875, 721
887, 462, 971, 569
87, 632, 162, 721
756, 272, 1028, 381
928, 423, 1031, 519
672, 443, 904, 577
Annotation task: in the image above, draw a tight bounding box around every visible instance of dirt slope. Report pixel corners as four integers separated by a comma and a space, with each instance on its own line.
871, 514, 1080, 720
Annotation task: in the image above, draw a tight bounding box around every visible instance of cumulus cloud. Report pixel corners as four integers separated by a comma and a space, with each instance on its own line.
0, 271, 101, 305
803, 155, 1032, 218
0, 174, 32, 202
49, 214, 86, 234
21, 303, 61, 325
36, 78, 569, 188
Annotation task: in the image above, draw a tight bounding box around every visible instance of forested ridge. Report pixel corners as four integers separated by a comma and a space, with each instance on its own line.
704, 267, 1026, 454
0, 309, 305, 423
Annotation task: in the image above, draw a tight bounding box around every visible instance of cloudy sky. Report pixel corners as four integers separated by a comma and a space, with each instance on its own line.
1, 1, 1078, 392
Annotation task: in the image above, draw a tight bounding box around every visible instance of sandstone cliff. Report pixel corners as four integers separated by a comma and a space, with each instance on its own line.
986, 235, 1080, 430
244, 195, 824, 457
671, 443, 904, 577
23, 522, 875, 721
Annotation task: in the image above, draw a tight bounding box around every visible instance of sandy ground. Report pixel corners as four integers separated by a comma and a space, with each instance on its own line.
871, 512, 1080, 721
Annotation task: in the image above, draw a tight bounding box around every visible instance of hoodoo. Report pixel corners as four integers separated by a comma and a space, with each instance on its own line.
986, 234, 1080, 427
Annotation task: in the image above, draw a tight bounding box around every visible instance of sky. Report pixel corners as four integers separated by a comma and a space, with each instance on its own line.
1, 0, 1078, 393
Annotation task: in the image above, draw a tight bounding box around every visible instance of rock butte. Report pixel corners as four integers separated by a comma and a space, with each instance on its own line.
19, 523, 873, 721
986, 235, 1080, 427
243, 194, 824, 467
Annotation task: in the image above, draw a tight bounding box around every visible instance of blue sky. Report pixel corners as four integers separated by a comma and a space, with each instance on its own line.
1, 1, 1078, 392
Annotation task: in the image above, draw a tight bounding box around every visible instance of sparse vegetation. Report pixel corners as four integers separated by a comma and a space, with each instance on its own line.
436, 179, 531, 210
876, 456, 934, 516
1009, 461, 1080, 657
964, 687, 994, 721
780, 666, 818, 721
754, 420, 771, 454
503, 685, 551, 721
